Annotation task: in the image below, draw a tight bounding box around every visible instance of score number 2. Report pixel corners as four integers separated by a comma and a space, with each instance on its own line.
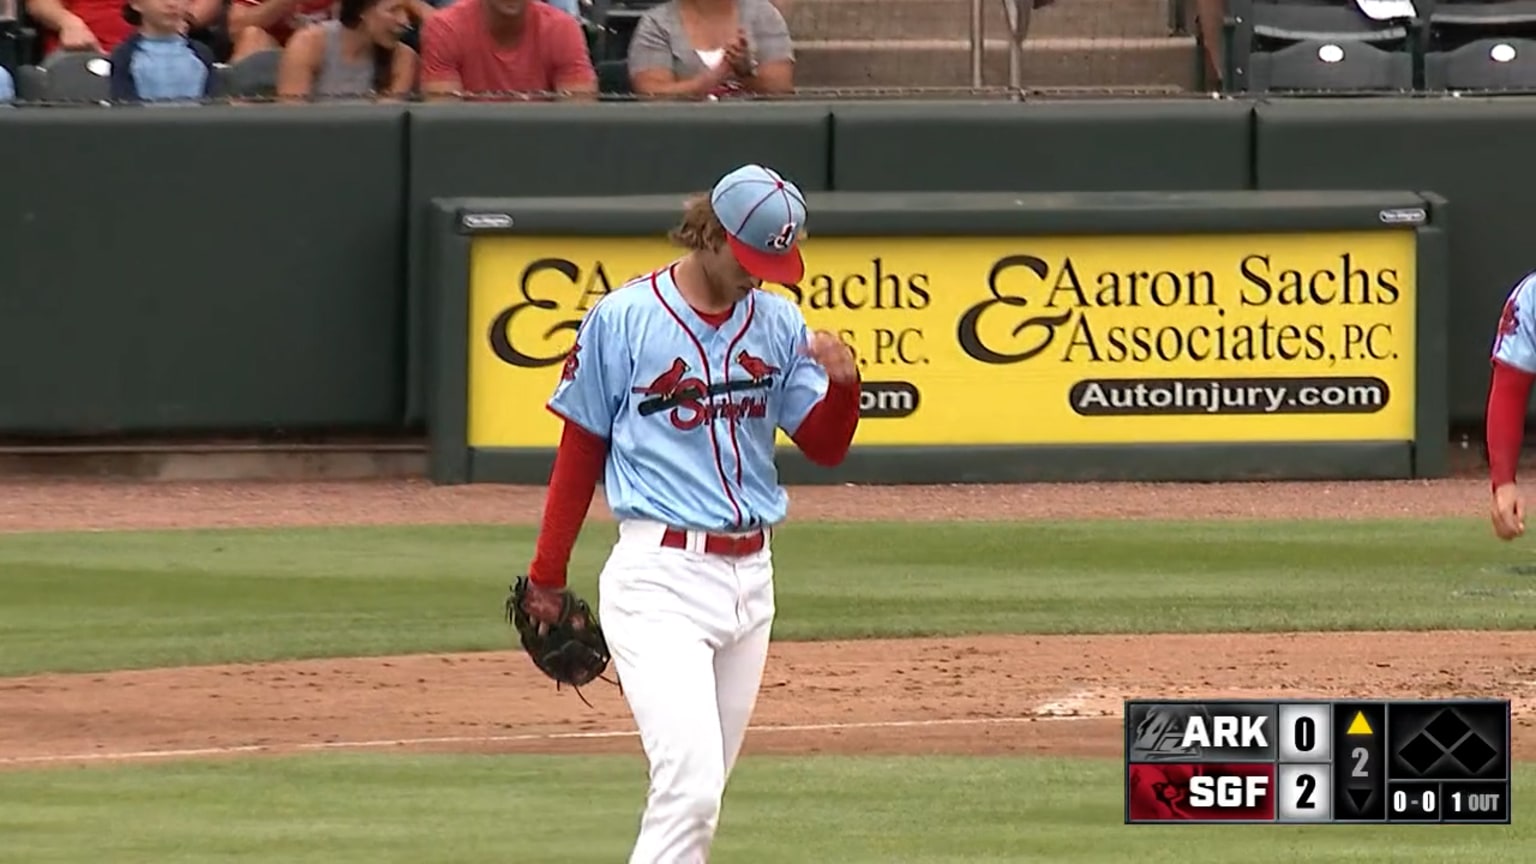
1293, 750, 1372, 811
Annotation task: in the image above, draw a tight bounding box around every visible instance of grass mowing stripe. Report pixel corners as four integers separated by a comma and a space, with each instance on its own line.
2, 518, 1532, 675
0, 754, 1527, 863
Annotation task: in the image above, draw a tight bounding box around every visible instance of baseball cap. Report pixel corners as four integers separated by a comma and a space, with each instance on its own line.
709, 164, 807, 285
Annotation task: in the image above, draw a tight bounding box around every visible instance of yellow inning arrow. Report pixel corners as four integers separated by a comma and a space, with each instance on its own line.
1346, 711, 1374, 736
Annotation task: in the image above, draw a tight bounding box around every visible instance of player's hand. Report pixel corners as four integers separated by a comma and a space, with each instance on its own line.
802, 329, 858, 384
1492, 483, 1525, 541
520, 579, 566, 633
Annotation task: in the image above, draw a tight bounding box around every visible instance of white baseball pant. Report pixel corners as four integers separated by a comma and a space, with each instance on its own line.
598, 518, 775, 864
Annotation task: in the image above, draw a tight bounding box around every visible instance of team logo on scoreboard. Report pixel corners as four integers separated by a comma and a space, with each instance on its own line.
1130, 704, 1215, 761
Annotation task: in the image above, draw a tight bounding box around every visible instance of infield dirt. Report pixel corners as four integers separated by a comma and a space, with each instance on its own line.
3, 477, 1534, 768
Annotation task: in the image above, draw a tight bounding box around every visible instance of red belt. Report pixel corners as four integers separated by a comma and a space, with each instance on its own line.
661, 527, 766, 557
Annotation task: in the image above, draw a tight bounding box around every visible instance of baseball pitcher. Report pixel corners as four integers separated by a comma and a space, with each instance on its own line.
511, 163, 861, 863
1488, 271, 1536, 540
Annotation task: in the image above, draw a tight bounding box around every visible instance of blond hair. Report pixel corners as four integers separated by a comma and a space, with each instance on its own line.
668, 193, 728, 252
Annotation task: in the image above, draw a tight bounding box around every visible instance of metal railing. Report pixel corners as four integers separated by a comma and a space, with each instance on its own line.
970, 0, 1032, 97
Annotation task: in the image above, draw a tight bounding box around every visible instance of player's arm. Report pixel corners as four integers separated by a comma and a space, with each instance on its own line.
1488, 360, 1533, 489
528, 304, 630, 587
780, 324, 861, 467
528, 421, 609, 588
1487, 277, 1536, 539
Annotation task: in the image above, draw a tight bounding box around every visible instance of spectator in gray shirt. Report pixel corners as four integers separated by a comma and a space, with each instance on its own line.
626, 0, 793, 100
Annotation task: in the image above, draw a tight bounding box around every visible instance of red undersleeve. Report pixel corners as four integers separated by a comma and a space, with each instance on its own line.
792, 378, 862, 467
1488, 360, 1535, 490
528, 418, 608, 588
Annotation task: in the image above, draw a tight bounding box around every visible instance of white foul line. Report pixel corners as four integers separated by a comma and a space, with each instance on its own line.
0, 712, 1110, 766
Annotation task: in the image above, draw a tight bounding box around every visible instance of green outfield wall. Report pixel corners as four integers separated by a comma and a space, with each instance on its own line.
0, 98, 1522, 481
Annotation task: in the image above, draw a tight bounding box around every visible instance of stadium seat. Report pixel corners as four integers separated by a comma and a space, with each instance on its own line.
1249, 0, 1414, 43
221, 47, 281, 99
596, 57, 630, 96
1424, 35, 1536, 87
1426, 0, 1536, 49
14, 50, 111, 104
1243, 38, 1415, 90
1223, 0, 1418, 90
0, 21, 37, 78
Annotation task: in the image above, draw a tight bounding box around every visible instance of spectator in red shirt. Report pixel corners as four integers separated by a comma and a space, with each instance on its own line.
419, 0, 596, 100
27, 0, 219, 55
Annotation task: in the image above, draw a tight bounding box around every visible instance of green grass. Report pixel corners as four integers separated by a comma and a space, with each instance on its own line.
0, 754, 1528, 863
3, 518, 1535, 675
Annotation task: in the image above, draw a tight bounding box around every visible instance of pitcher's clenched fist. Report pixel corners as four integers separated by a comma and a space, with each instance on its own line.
802, 329, 858, 383
1492, 483, 1526, 541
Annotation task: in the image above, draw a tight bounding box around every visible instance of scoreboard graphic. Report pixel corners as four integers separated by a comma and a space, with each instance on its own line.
1124, 700, 1511, 824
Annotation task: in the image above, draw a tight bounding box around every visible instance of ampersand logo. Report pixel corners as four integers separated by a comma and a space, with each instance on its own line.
488, 258, 586, 368
955, 254, 1074, 364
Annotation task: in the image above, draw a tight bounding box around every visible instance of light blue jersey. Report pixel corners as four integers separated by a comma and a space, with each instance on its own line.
1494, 272, 1536, 373
548, 263, 830, 532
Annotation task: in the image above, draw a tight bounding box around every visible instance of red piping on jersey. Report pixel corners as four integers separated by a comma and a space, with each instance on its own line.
651, 266, 745, 528
722, 291, 758, 488
1488, 358, 1534, 490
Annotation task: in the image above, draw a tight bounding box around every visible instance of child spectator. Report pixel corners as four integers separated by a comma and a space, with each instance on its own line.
108, 0, 218, 101
276, 0, 417, 98
627, 0, 792, 100
418, 0, 595, 100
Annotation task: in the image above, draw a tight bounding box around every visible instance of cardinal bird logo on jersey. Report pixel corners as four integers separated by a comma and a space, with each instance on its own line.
736, 351, 779, 384
632, 358, 693, 399
560, 342, 581, 381
632, 355, 770, 431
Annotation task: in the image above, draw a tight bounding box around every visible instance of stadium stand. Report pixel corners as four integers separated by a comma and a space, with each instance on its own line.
785, 0, 1198, 92
1222, 0, 1416, 92
10, 0, 1536, 100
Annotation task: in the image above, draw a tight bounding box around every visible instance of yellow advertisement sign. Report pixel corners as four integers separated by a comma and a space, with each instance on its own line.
467, 232, 1415, 447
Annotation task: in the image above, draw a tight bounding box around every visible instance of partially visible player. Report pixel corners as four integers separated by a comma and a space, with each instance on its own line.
1486, 271, 1536, 540
518, 163, 861, 863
